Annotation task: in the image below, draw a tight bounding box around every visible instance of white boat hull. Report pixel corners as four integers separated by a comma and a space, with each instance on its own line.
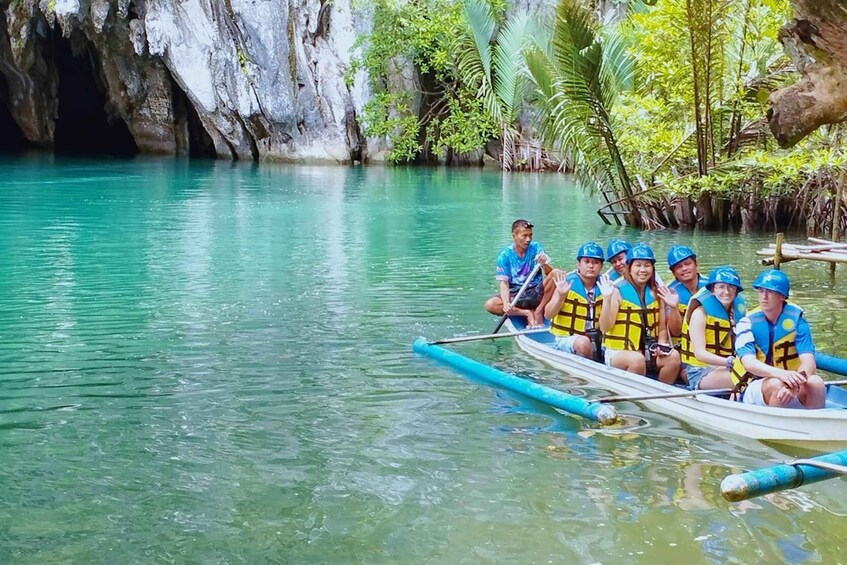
507, 320, 847, 451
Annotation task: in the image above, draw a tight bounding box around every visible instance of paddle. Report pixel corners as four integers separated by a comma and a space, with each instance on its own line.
493, 262, 543, 334
789, 458, 847, 475
429, 327, 549, 346
597, 388, 734, 403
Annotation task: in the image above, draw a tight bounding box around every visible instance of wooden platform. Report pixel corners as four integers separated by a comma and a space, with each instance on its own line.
756, 235, 847, 267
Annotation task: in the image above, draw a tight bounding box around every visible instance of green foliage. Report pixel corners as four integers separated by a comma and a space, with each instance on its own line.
353, 0, 465, 84
525, 0, 636, 194
359, 92, 421, 164
658, 143, 847, 199
453, 0, 541, 169
236, 48, 248, 75
614, 0, 793, 179
351, 0, 508, 163
427, 91, 498, 156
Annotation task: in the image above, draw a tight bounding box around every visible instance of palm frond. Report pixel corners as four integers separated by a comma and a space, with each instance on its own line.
492, 11, 534, 124
456, 0, 495, 90
525, 0, 634, 197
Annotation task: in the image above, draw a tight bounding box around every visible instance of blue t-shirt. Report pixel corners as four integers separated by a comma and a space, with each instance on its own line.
735, 315, 814, 360
495, 241, 544, 293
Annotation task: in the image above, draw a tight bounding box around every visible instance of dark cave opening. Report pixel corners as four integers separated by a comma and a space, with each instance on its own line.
52, 33, 138, 156
172, 78, 217, 159
0, 74, 30, 153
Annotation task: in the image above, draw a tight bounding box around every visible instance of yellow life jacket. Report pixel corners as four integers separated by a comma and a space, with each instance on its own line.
679, 287, 746, 367
550, 273, 603, 337
604, 281, 659, 351
730, 304, 803, 386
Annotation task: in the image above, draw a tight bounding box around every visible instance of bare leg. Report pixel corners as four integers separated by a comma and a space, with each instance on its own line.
572, 336, 592, 359
656, 350, 681, 385
698, 367, 733, 390
798, 374, 826, 409
533, 277, 556, 325
484, 296, 505, 315
512, 307, 538, 327
611, 351, 647, 376
760, 378, 792, 406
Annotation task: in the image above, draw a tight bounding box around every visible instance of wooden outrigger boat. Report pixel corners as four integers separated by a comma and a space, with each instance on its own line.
505, 318, 847, 450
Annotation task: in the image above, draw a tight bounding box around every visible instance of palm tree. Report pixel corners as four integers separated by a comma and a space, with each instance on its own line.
524, 0, 637, 214
453, 0, 542, 170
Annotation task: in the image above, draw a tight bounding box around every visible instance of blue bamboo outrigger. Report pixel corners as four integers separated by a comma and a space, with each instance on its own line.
721, 450, 847, 501
416, 318, 847, 496
417, 317, 847, 449
412, 337, 618, 425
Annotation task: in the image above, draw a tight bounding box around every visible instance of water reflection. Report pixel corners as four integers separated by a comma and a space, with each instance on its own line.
2, 157, 847, 562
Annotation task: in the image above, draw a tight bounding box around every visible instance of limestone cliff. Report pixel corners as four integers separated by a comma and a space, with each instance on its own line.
0, 0, 370, 162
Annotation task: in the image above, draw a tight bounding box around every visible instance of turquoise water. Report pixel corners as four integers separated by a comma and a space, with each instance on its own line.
1, 155, 847, 563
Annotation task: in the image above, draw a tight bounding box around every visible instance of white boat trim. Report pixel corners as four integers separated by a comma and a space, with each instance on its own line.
506, 320, 847, 450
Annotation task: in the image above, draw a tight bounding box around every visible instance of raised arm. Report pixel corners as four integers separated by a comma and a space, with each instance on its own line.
598, 276, 619, 333
544, 270, 571, 320
656, 285, 681, 336
656, 294, 670, 344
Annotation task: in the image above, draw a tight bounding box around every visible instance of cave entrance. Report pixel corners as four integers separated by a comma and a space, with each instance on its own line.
52, 32, 137, 156
0, 74, 30, 153
172, 78, 217, 159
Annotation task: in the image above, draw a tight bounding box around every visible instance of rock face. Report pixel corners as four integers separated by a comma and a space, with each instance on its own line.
0, 0, 369, 162
768, 0, 847, 148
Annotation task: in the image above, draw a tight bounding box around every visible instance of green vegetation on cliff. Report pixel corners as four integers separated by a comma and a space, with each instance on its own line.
351, 0, 845, 232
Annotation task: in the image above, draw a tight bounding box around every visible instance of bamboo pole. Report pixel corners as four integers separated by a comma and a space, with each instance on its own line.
831, 167, 846, 274
757, 250, 847, 264
774, 232, 784, 269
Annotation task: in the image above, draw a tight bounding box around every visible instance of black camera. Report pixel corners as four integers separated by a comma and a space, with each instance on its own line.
644, 336, 658, 370
586, 328, 604, 363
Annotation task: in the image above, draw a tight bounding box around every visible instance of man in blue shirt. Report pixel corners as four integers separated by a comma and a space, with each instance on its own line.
733, 270, 825, 408
484, 219, 553, 328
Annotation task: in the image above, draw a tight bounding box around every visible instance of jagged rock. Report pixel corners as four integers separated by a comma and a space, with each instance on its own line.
0, 0, 368, 162
768, 0, 847, 147
0, 2, 57, 146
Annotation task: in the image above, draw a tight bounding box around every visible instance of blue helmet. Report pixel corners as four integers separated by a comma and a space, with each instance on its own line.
667, 245, 697, 269
752, 269, 790, 298
606, 239, 631, 260
626, 244, 656, 264
576, 241, 605, 262
706, 266, 743, 292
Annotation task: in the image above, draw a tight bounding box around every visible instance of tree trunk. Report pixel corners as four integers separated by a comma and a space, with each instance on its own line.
768, 0, 847, 147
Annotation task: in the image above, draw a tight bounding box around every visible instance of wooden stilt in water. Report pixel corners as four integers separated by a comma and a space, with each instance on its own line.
774, 233, 784, 270
831, 167, 845, 275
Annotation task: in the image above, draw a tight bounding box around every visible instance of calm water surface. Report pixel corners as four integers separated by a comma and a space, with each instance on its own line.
1, 155, 846, 563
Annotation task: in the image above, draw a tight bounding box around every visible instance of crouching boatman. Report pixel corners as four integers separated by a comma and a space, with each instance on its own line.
545, 242, 606, 361
599, 244, 681, 383
484, 219, 554, 328
679, 266, 746, 390
731, 269, 825, 408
